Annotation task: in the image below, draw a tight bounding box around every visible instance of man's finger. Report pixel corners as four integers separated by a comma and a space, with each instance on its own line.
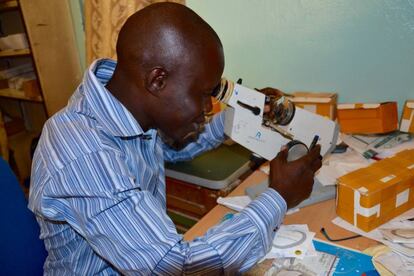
308, 144, 322, 160
310, 156, 323, 172
276, 147, 289, 162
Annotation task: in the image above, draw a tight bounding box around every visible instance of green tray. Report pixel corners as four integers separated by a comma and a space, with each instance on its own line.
165, 144, 252, 190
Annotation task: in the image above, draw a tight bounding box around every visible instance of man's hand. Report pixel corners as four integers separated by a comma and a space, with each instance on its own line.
269, 145, 322, 209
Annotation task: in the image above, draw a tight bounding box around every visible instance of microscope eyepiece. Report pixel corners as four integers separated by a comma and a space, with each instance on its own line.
212, 78, 234, 104
213, 77, 295, 126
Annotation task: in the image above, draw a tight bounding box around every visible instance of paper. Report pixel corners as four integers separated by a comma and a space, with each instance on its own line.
380, 228, 414, 244
332, 208, 414, 258
264, 225, 316, 260
216, 196, 251, 212
316, 148, 372, 186
264, 251, 338, 276
341, 133, 414, 159
375, 251, 414, 275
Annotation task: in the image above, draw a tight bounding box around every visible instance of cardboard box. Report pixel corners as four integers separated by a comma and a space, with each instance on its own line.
337, 102, 398, 134
400, 100, 414, 133
0, 33, 29, 51
289, 92, 337, 120
336, 149, 414, 232
22, 79, 41, 99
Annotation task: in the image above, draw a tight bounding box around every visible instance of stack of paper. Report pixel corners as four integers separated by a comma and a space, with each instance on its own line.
262, 225, 342, 275
333, 209, 414, 274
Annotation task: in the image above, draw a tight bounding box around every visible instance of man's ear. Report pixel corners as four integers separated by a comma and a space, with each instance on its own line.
145, 67, 168, 96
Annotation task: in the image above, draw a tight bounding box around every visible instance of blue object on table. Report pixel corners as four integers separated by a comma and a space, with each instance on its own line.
221, 212, 234, 222
0, 158, 47, 275
313, 239, 379, 276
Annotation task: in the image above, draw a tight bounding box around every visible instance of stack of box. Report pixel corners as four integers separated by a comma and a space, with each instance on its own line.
336, 149, 414, 232
337, 102, 398, 134
400, 100, 414, 133
289, 92, 337, 120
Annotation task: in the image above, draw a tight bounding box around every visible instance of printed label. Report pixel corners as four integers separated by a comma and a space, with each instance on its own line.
380, 175, 396, 183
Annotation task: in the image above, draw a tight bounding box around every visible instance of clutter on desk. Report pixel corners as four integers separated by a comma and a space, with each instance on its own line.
216, 195, 251, 212
257, 131, 413, 188
264, 251, 338, 276
341, 132, 412, 159
288, 91, 338, 120
317, 130, 414, 185
374, 251, 414, 276
400, 100, 414, 133
337, 102, 399, 134
333, 208, 414, 274
263, 235, 378, 276
263, 224, 316, 260
216, 192, 300, 215
336, 149, 414, 232
316, 146, 372, 186
380, 228, 414, 244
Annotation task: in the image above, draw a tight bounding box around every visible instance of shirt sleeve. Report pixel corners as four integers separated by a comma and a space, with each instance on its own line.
40, 150, 287, 275
163, 112, 225, 162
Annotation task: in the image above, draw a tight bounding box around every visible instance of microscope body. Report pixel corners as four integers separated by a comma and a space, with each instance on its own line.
217, 81, 339, 160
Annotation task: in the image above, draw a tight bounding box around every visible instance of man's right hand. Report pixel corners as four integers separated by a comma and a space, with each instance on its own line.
269, 145, 322, 209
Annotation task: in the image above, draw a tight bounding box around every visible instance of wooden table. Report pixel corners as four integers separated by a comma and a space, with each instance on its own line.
184, 170, 379, 252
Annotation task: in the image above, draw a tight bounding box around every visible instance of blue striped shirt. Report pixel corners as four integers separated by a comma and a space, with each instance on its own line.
29, 59, 287, 275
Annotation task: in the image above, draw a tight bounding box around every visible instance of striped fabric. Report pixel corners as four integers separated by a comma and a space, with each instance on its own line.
29, 59, 287, 275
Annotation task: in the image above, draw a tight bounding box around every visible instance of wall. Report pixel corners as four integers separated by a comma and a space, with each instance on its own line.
187, 0, 414, 111
69, 0, 86, 71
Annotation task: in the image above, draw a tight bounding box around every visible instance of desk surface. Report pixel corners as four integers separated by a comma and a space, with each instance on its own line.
184, 170, 379, 251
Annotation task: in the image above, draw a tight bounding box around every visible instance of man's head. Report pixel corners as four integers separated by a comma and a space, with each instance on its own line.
106, 3, 224, 149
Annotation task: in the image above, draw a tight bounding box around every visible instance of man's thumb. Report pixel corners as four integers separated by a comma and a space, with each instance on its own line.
276, 146, 289, 161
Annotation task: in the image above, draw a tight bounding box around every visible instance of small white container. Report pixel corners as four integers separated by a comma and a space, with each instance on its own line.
0, 33, 29, 50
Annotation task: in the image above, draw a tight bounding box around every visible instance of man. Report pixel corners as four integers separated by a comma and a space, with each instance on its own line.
29, 3, 321, 275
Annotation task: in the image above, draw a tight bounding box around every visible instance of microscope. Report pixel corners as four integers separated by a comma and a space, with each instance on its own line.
212, 78, 339, 161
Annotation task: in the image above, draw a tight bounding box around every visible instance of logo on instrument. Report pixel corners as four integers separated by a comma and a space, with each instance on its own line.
248, 131, 265, 143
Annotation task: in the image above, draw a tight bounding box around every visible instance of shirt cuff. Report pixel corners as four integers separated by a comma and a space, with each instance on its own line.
206, 111, 225, 143
241, 189, 287, 251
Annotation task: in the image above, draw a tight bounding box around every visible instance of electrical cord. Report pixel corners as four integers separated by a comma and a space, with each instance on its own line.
320, 227, 362, 242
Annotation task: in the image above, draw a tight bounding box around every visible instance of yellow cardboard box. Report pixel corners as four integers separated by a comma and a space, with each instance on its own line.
400, 100, 414, 133
337, 102, 398, 134
336, 149, 414, 232
289, 92, 337, 120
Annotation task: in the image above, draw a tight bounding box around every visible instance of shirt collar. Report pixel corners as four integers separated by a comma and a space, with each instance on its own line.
83, 59, 144, 137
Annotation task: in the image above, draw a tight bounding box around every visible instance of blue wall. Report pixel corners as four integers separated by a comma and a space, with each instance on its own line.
187, 0, 414, 111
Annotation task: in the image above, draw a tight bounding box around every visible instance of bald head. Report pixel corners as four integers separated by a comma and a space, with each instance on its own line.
116, 3, 222, 73
107, 3, 224, 148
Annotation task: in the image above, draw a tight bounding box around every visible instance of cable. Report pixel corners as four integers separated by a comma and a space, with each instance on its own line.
320, 227, 362, 242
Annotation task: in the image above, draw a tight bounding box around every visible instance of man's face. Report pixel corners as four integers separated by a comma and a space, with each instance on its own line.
156, 50, 224, 149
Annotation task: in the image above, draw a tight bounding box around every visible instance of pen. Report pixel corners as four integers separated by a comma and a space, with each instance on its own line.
309, 135, 319, 150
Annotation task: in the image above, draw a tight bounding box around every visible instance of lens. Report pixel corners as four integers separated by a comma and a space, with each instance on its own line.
286, 140, 308, 162
212, 78, 234, 104
267, 96, 295, 126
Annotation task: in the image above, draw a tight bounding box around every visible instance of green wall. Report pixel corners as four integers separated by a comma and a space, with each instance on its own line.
187, 0, 414, 111
69, 0, 86, 71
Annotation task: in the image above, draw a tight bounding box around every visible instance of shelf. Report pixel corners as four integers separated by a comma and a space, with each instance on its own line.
0, 88, 42, 102
0, 48, 30, 58
0, 1, 18, 12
